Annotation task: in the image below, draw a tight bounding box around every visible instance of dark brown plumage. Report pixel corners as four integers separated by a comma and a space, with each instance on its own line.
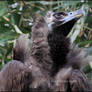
0, 60, 32, 91
47, 10, 92, 91
0, 9, 91, 92
0, 16, 52, 91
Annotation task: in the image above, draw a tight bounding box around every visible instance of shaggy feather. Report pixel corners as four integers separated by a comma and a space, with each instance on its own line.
0, 11, 91, 92
0, 16, 52, 91
13, 34, 30, 63
46, 11, 92, 91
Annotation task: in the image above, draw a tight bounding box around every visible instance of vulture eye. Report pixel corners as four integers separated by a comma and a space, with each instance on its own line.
53, 13, 61, 19
53, 12, 67, 19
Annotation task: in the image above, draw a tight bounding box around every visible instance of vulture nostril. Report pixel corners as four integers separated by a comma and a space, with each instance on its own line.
70, 12, 72, 15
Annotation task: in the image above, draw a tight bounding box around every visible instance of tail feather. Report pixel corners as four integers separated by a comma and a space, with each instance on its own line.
13, 34, 30, 63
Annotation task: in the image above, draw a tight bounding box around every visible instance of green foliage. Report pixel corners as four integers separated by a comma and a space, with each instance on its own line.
0, 0, 92, 81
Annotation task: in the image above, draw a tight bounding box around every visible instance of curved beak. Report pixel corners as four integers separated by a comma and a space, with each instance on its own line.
58, 9, 85, 25
46, 9, 85, 30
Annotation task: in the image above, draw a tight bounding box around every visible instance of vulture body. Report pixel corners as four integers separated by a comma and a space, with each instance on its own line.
0, 16, 52, 91
47, 10, 92, 91
0, 9, 91, 92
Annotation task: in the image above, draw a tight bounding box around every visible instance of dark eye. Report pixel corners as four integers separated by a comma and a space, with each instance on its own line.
56, 13, 61, 16
54, 13, 62, 19
54, 13, 61, 16
53, 12, 67, 19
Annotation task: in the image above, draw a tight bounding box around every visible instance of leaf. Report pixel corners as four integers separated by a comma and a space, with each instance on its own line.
78, 40, 92, 47
0, 1, 8, 17
85, 46, 92, 57
12, 24, 22, 34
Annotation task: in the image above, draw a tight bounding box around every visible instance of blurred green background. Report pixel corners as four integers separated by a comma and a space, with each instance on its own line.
0, 0, 92, 84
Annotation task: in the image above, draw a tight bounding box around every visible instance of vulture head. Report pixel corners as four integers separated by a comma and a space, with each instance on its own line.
45, 9, 85, 76
45, 9, 85, 36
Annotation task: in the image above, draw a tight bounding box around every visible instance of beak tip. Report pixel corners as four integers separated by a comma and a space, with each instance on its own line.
78, 9, 85, 16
